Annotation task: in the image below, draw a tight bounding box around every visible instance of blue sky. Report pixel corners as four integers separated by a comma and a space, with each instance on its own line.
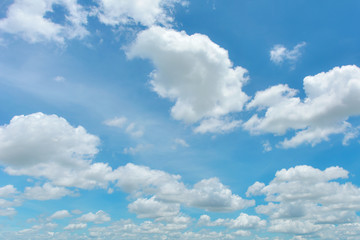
1, 0, 360, 239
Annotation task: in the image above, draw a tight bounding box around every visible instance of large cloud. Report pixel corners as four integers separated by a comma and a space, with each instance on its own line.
0, 112, 113, 189
247, 165, 360, 237
96, 0, 187, 27
127, 26, 249, 133
0, 0, 88, 43
244, 65, 360, 147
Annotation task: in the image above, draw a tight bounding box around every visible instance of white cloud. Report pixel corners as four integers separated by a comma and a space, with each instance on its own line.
53, 76, 66, 82
173, 138, 189, 148
198, 213, 266, 229
244, 65, 360, 147
113, 163, 254, 212
103, 116, 127, 128
64, 223, 87, 230
104, 117, 144, 138
49, 210, 72, 220
0, 112, 113, 189
23, 183, 73, 200
127, 26, 249, 133
96, 0, 187, 27
76, 210, 111, 224
0, 185, 18, 198
262, 141, 272, 152
123, 143, 150, 155
247, 165, 360, 237
128, 197, 180, 220
0, 0, 88, 43
270, 42, 306, 65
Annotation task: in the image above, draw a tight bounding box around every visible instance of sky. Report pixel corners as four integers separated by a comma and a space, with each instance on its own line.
0, 0, 360, 239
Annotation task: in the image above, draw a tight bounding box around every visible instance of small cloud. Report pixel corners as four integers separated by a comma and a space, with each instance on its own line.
123, 144, 151, 155
53, 76, 66, 82
262, 140, 272, 152
270, 42, 306, 66
172, 138, 189, 149
103, 117, 127, 128
125, 123, 144, 138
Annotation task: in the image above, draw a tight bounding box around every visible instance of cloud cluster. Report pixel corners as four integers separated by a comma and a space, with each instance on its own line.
0, 0, 187, 43
247, 165, 360, 238
96, 0, 188, 27
0, 113, 253, 216
127, 26, 249, 133
244, 65, 360, 147
0, 0, 88, 43
114, 163, 254, 213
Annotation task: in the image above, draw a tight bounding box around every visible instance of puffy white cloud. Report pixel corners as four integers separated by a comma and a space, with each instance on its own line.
270, 42, 306, 65
198, 213, 266, 229
128, 197, 180, 220
64, 223, 87, 230
49, 210, 72, 220
88, 219, 237, 240
0, 0, 88, 43
76, 210, 111, 224
113, 163, 254, 212
247, 165, 360, 237
0, 185, 18, 198
23, 183, 73, 200
244, 65, 360, 147
0, 112, 113, 189
96, 0, 187, 27
127, 26, 249, 133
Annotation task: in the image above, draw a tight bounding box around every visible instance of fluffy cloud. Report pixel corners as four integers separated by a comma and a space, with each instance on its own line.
23, 183, 73, 200
0, 185, 18, 198
247, 165, 360, 237
0, 0, 88, 43
96, 0, 187, 27
113, 163, 254, 213
49, 210, 72, 220
0, 112, 113, 189
76, 210, 111, 224
128, 197, 180, 220
64, 223, 87, 230
270, 42, 306, 65
244, 65, 360, 147
127, 26, 249, 133
198, 213, 266, 229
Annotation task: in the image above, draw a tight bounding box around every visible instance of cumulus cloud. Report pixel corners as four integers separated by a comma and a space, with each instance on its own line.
0, 112, 113, 189
247, 165, 360, 237
127, 26, 249, 133
64, 223, 87, 230
244, 65, 360, 148
0, 185, 18, 198
0, 0, 88, 43
96, 0, 188, 27
113, 163, 254, 212
198, 213, 266, 229
270, 42, 306, 65
103, 116, 127, 128
128, 197, 180, 220
76, 210, 111, 224
23, 183, 73, 200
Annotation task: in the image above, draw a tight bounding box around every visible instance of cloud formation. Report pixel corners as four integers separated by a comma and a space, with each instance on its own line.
127, 26, 249, 133
0, 0, 88, 43
244, 65, 360, 147
247, 165, 360, 238
270, 42, 306, 65
96, 0, 187, 27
